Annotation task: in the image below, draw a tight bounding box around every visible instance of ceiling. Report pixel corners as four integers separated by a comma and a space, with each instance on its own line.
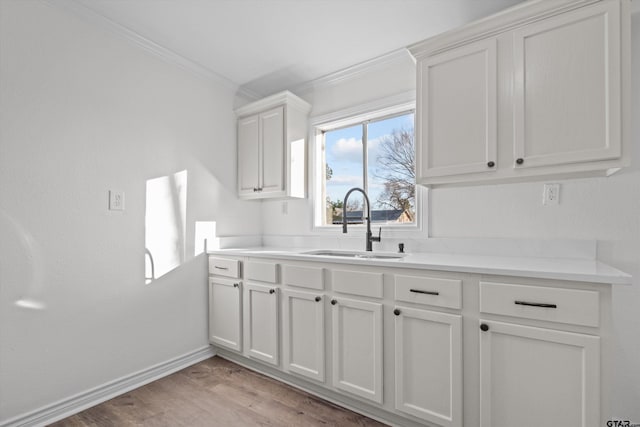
73, 0, 525, 97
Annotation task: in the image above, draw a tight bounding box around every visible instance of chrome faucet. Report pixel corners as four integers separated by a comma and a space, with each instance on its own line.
342, 187, 381, 251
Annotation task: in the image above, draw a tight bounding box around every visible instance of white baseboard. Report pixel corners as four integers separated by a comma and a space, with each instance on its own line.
1, 346, 216, 427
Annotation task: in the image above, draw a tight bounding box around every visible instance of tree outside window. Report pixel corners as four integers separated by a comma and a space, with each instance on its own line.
321, 111, 415, 226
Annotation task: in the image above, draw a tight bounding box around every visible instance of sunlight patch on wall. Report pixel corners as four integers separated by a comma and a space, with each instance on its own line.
145, 170, 187, 284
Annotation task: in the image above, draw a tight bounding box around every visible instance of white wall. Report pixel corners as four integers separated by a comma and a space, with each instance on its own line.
262, 11, 640, 422
0, 0, 261, 422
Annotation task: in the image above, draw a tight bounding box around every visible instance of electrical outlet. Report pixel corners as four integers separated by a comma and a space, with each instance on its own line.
109, 190, 125, 211
543, 183, 560, 206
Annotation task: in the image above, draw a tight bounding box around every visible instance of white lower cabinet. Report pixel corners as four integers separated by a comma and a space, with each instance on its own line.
208, 256, 611, 427
208, 278, 242, 351
394, 306, 462, 427
479, 320, 600, 427
282, 289, 325, 382
243, 282, 280, 365
331, 296, 383, 404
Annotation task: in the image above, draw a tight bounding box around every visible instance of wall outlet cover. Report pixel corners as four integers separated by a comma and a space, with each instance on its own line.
543, 183, 560, 206
109, 190, 125, 211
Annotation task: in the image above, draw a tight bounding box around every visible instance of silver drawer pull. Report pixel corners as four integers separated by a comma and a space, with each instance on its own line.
515, 300, 557, 309
214, 266, 229, 270
410, 289, 440, 296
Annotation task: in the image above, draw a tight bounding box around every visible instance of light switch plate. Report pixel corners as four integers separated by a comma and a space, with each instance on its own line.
109, 190, 125, 211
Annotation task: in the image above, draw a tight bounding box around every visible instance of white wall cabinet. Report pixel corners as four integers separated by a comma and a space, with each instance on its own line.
331, 296, 383, 404
410, 0, 630, 187
243, 282, 280, 365
512, 0, 622, 170
235, 91, 311, 199
479, 321, 600, 427
416, 38, 497, 179
208, 278, 242, 351
282, 289, 325, 382
394, 306, 462, 427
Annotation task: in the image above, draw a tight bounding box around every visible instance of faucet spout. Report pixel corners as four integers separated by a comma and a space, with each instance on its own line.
342, 187, 381, 251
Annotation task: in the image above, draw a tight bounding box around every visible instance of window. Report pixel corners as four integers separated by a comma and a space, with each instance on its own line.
317, 110, 416, 227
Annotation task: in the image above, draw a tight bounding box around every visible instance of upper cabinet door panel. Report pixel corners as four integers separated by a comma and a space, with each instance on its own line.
513, 1, 621, 168
237, 115, 260, 195
418, 38, 497, 179
260, 106, 285, 193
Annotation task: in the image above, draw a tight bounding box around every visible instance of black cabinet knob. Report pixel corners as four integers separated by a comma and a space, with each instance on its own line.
315, 296, 321, 302
269, 289, 275, 294
480, 323, 489, 332
516, 158, 524, 165
393, 308, 401, 316
331, 299, 337, 305
487, 161, 495, 168
233, 283, 239, 288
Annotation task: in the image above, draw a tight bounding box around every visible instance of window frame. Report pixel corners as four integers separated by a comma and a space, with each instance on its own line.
309, 94, 427, 236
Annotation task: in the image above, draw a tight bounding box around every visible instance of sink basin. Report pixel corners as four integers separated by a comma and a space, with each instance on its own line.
302, 250, 406, 260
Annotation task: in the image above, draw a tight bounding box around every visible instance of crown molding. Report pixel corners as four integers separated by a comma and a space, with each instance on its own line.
39, 0, 259, 100
293, 48, 415, 95
409, 0, 602, 58
234, 90, 312, 117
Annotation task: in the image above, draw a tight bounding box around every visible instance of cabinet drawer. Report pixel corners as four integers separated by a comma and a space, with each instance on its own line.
283, 265, 324, 290
245, 261, 278, 283
332, 269, 383, 298
480, 281, 599, 327
395, 275, 462, 309
208, 256, 241, 278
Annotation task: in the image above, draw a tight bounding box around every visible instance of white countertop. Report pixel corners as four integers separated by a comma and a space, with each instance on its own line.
207, 247, 632, 285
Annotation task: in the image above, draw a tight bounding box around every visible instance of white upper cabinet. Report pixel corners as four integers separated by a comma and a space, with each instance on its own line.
235, 91, 311, 199
512, 0, 621, 169
417, 38, 497, 179
410, 0, 630, 187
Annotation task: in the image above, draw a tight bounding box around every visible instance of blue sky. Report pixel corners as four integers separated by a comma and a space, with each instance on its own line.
324, 113, 414, 210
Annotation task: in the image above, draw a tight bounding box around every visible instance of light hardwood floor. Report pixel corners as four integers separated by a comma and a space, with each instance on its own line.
50, 356, 387, 426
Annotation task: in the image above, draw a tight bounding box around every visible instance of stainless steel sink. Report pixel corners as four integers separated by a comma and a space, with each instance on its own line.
302, 250, 406, 260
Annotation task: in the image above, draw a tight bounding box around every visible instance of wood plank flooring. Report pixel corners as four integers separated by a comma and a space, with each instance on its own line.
50, 356, 387, 426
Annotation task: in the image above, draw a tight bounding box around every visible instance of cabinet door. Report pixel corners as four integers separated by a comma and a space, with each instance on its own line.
282, 289, 325, 382
260, 106, 285, 194
479, 320, 600, 427
513, 1, 621, 169
237, 114, 260, 195
331, 297, 383, 403
208, 278, 242, 351
243, 282, 279, 365
417, 38, 497, 179
395, 307, 462, 427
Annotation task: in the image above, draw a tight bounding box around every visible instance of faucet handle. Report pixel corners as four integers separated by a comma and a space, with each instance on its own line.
372, 227, 382, 242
